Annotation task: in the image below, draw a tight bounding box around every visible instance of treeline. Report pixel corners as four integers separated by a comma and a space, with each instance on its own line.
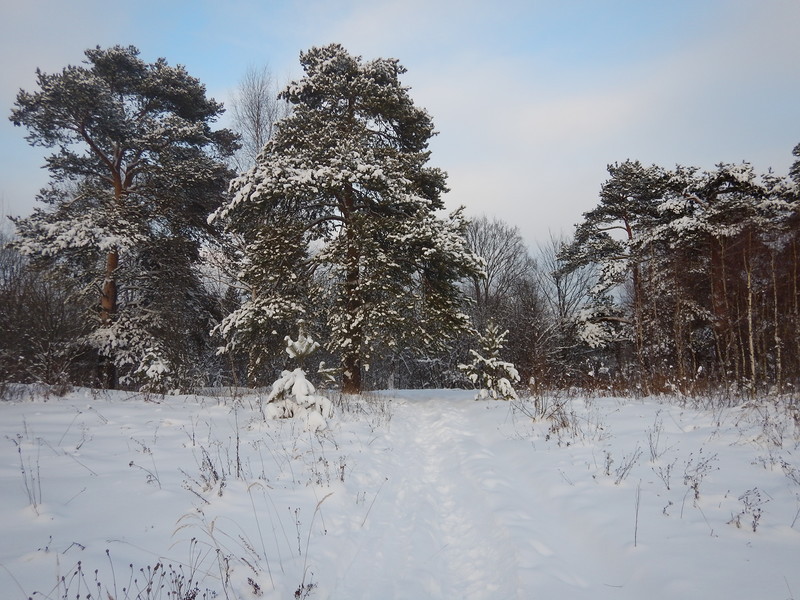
463, 154, 800, 397
558, 157, 800, 396
1, 44, 798, 397
367, 155, 800, 398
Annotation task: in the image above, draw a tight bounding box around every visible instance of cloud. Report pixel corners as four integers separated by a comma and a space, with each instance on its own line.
2, 0, 797, 246
403, 1, 800, 245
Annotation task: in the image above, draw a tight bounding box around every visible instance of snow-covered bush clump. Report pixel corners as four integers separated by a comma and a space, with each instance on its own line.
263, 330, 333, 430
459, 321, 520, 400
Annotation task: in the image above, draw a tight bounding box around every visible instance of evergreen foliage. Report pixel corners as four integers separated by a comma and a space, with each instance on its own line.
560, 155, 800, 393
264, 330, 333, 431
213, 44, 483, 392
459, 321, 520, 400
9, 45, 238, 391
4, 44, 796, 399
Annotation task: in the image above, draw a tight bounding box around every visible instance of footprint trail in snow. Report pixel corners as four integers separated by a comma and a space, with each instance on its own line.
321, 393, 626, 599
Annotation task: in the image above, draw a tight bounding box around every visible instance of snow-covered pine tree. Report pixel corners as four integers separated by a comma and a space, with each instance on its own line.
562, 153, 800, 393
9, 46, 238, 390
459, 321, 520, 400
642, 161, 797, 389
212, 44, 483, 393
264, 328, 332, 431
558, 161, 674, 382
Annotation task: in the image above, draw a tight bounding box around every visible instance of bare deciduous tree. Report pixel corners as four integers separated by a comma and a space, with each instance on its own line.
537, 232, 594, 335
532, 232, 595, 386
229, 64, 291, 171
0, 225, 91, 390
464, 215, 536, 325
463, 215, 555, 383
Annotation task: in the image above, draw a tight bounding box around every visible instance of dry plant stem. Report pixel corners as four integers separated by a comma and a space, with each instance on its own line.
614, 446, 642, 485
247, 482, 275, 587
786, 576, 797, 600
301, 492, 333, 590
257, 486, 290, 573
10, 433, 42, 514
647, 411, 667, 461
634, 480, 641, 547
361, 477, 388, 528
0, 563, 27, 599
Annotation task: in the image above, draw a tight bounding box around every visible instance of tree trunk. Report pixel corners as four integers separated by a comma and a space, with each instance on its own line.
100, 251, 118, 324
744, 242, 757, 387
342, 220, 363, 394
99, 250, 119, 388
709, 238, 734, 383
341, 256, 363, 393
341, 185, 363, 394
342, 350, 362, 394
792, 239, 800, 386
98, 171, 124, 389
770, 250, 782, 392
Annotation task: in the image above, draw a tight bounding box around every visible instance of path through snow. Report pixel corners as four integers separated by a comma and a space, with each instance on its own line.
329, 396, 519, 597
318, 393, 638, 599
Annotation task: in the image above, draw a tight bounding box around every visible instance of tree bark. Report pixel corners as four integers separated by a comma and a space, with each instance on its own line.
95, 162, 125, 388
100, 251, 118, 324
99, 250, 118, 388
743, 241, 757, 387
341, 185, 363, 394
342, 225, 363, 394
792, 239, 800, 386
770, 250, 782, 392
709, 238, 733, 382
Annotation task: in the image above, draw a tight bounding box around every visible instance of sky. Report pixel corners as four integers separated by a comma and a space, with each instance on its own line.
1, 0, 798, 247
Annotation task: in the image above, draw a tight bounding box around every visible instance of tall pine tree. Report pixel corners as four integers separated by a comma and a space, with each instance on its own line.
10, 45, 237, 390
213, 44, 482, 393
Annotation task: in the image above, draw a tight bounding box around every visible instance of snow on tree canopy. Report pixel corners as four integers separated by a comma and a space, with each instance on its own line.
9, 45, 237, 391
560, 155, 800, 391
459, 322, 520, 400
263, 331, 333, 431
212, 43, 483, 392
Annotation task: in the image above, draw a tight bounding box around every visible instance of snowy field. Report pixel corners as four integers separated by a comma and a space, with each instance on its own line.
1, 386, 799, 599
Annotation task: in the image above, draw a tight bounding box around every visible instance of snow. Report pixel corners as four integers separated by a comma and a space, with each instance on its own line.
265, 368, 333, 431
1, 386, 798, 599
284, 332, 320, 359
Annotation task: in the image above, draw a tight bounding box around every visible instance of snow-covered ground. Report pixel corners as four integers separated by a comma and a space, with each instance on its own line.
1, 386, 798, 599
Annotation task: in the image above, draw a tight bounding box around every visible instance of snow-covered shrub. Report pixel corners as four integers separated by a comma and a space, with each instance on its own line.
264, 330, 332, 430
459, 322, 520, 400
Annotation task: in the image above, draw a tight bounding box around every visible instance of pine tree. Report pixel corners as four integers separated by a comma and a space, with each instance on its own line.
563, 151, 800, 393
558, 160, 676, 385
645, 161, 797, 390
213, 44, 483, 392
458, 321, 520, 400
264, 327, 332, 431
9, 45, 238, 390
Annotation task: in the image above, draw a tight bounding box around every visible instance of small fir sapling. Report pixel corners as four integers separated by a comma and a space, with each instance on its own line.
264, 328, 333, 430
459, 321, 520, 400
